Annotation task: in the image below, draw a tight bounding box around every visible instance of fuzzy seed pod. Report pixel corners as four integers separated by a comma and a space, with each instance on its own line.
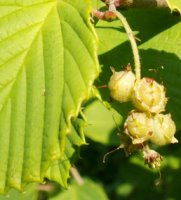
124, 111, 152, 144
150, 113, 178, 146
108, 68, 136, 103
132, 78, 167, 113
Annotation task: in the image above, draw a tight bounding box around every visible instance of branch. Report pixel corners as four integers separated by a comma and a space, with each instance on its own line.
71, 166, 84, 185
102, 0, 168, 8
121, 0, 168, 8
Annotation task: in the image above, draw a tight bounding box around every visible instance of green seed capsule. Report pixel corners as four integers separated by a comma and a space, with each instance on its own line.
108, 68, 136, 103
132, 78, 167, 113
150, 113, 178, 146
124, 111, 152, 144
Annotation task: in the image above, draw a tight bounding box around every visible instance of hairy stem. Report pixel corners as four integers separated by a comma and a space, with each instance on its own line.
116, 11, 141, 80
108, 1, 141, 80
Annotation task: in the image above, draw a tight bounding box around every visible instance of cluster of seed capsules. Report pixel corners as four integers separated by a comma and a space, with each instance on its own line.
108, 67, 178, 167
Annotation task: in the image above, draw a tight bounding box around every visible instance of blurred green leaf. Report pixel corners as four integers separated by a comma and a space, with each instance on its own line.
166, 0, 181, 13
91, 0, 104, 8
116, 183, 134, 197
50, 179, 109, 200
83, 100, 123, 145
0, 184, 38, 200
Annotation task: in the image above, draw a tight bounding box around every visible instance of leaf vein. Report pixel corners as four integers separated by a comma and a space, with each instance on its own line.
62, 20, 95, 65
64, 48, 87, 88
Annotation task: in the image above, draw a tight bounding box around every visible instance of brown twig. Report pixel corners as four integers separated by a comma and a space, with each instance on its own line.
71, 166, 84, 185
37, 184, 54, 192
102, 0, 168, 8
121, 0, 168, 8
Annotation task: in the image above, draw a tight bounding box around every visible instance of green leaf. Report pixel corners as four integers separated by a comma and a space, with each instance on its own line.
0, 184, 38, 200
46, 118, 86, 188
83, 99, 123, 145
0, 0, 99, 193
166, 0, 181, 13
50, 179, 109, 200
95, 9, 181, 130
91, 0, 104, 8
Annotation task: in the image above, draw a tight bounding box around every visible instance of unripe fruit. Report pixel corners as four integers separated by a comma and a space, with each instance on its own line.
132, 78, 167, 113
108, 68, 136, 102
150, 113, 178, 146
124, 111, 152, 144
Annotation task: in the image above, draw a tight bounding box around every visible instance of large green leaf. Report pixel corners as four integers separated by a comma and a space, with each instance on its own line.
46, 118, 86, 188
50, 179, 109, 200
166, 0, 181, 13
0, 0, 99, 193
95, 9, 181, 130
